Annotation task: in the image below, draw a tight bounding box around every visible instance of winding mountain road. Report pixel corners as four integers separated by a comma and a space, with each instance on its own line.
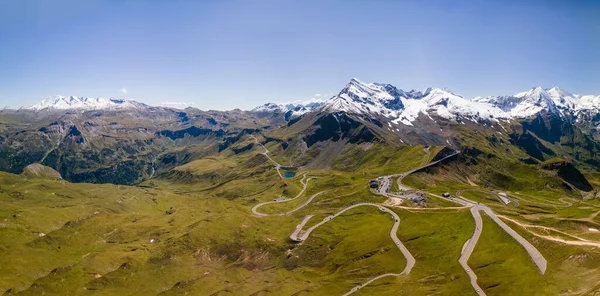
395, 151, 460, 193
456, 188, 519, 207
453, 191, 547, 289
459, 206, 485, 296
377, 149, 546, 295
252, 174, 326, 217
498, 193, 600, 210
251, 135, 288, 179
289, 203, 415, 296
421, 146, 431, 166
251, 137, 550, 296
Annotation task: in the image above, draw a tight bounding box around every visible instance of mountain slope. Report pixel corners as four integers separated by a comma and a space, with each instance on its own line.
321, 78, 508, 126
3, 79, 600, 186
0, 106, 272, 185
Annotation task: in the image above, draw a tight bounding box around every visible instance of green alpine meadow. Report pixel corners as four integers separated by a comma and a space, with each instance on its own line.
2, 1, 599, 295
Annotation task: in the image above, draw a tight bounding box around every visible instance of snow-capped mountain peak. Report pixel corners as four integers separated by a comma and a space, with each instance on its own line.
251, 97, 326, 117
251, 79, 600, 126
510, 86, 559, 116
547, 86, 573, 99
28, 96, 144, 111
479, 86, 600, 118
322, 79, 508, 126
324, 79, 404, 115
251, 102, 284, 112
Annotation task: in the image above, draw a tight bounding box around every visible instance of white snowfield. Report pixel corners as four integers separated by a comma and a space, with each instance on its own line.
28, 96, 144, 111
255, 78, 600, 126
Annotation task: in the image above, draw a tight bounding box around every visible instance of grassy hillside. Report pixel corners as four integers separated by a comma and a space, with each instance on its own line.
2, 132, 600, 295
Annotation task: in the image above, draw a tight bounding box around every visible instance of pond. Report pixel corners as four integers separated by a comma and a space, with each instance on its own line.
283, 171, 296, 178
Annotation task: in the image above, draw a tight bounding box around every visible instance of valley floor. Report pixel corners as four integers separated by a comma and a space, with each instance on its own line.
1, 140, 600, 295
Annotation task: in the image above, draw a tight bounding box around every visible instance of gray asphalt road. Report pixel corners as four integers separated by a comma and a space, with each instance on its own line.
290, 203, 415, 295
480, 205, 547, 274
459, 206, 486, 296
251, 135, 288, 179
253, 140, 549, 296
252, 175, 325, 217
373, 151, 459, 198
455, 191, 548, 275
394, 152, 460, 192
428, 189, 547, 295
421, 146, 431, 166
456, 188, 519, 207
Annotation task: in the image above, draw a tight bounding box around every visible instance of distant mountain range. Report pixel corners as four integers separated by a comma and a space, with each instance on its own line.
252, 78, 600, 125
3, 78, 600, 186
23, 80, 600, 126
28, 96, 147, 111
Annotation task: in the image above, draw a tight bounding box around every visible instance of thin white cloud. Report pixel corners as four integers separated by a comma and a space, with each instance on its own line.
160, 101, 195, 108
315, 93, 323, 97
120, 88, 127, 94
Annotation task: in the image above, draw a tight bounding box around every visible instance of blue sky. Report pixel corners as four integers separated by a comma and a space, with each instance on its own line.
0, 0, 598, 110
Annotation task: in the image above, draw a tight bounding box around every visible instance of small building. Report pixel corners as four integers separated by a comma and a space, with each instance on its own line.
442, 192, 451, 198
369, 180, 379, 188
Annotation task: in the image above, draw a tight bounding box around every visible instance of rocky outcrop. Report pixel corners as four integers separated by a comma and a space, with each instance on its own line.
21, 163, 62, 179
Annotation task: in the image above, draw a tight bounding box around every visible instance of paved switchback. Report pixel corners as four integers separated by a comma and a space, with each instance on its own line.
459, 206, 486, 296
456, 188, 519, 207
289, 203, 415, 295
252, 136, 548, 296
455, 191, 548, 275
252, 174, 326, 217
395, 151, 460, 193
250, 135, 289, 179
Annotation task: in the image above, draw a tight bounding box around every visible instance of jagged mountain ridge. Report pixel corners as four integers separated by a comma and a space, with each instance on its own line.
4, 78, 600, 185
251, 99, 326, 119
475, 86, 600, 119
0, 105, 266, 185
255, 78, 600, 126
23, 81, 600, 125
256, 79, 600, 174
321, 78, 506, 126
27, 96, 147, 111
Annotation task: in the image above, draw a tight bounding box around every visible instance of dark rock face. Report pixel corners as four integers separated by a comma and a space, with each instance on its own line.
518, 113, 600, 167
377, 84, 405, 111
207, 117, 217, 125
156, 126, 225, 140
509, 131, 555, 161
541, 160, 593, 192
433, 146, 459, 161
303, 112, 376, 147
232, 143, 254, 154
177, 112, 189, 122
66, 125, 87, 144
521, 112, 564, 143
66, 160, 148, 185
